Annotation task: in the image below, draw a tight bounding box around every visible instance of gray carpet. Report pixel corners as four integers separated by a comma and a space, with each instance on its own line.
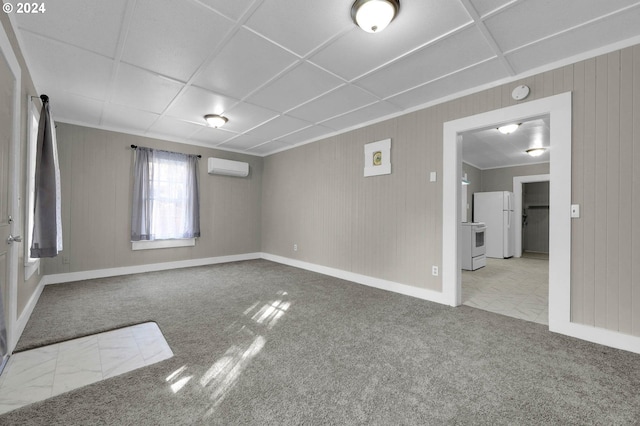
3, 259, 640, 425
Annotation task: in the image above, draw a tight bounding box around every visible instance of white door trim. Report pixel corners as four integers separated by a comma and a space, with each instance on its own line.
442, 92, 572, 333
1, 21, 23, 353
513, 174, 550, 258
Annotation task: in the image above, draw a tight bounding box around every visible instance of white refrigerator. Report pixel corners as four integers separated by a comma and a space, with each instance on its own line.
473, 191, 515, 258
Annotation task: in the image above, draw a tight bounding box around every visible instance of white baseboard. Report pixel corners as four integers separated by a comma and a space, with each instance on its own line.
550, 320, 640, 355
13, 275, 45, 351
42, 253, 262, 285
260, 253, 450, 305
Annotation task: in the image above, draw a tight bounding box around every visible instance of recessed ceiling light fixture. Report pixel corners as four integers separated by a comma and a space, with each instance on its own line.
351, 0, 400, 33
204, 114, 228, 128
526, 147, 546, 157
497, 123, 520, 135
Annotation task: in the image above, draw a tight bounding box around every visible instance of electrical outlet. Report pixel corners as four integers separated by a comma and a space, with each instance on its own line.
432, 266, 438, 276
293, 244, 298, 252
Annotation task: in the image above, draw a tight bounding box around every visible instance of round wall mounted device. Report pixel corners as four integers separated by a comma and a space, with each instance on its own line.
511, 85, 530, 101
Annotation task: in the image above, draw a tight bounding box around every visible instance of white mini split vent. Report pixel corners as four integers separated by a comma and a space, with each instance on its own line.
207, 157, 249, 177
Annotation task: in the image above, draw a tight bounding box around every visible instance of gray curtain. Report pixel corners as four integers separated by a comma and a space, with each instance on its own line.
30, 95, 62, 258
131, 147, 200, 241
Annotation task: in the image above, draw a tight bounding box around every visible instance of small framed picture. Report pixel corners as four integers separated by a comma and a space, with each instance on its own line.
364, 138, 391, 177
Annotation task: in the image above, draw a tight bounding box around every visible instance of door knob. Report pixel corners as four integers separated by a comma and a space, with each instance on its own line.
6, 235, 22, 244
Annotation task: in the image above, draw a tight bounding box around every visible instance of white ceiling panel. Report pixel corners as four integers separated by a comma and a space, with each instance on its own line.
194, 28, 298, 99
462, 118, 550, 169
506, 8, 640, 74
387, 59, 508, 110
310, 0, 472, 81
216, 134, 266, 150
248, 140, 293, 155
147, 116, 204, 140
11, 0, 640, 156
247, 115, 312, 141
468, 0, 514, 18
484, 0, 640, 53
165, 86, 238, 125
102, 104, 160, 133
276, 124, 336, 145
48, 91, 105, 126
20, 32, 113, 101
288, 85, 379, 123
245, 0, 353, 56
14, 0, 128, 58
321, 101, 402, 131
122, 0, 234, 82
196, 0, 255, 21
355, 26, 495, 99
111, 64, 184, 114
188, 126, 237, 146
246, 62, 344, 112
221, 102, 280, 133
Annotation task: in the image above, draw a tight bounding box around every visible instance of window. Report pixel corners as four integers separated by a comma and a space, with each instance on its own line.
131, 147, 200, 250
24, 98, 40, 278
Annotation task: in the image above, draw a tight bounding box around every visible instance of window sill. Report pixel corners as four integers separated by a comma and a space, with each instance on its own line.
24, 259, 40, 280
131, 238, 196, 251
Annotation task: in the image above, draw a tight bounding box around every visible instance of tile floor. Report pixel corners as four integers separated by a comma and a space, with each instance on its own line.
462, 255, 549, 325
0, 322, 173, 415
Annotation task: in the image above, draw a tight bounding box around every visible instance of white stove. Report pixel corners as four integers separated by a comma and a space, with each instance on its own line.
460, 222, 486, 271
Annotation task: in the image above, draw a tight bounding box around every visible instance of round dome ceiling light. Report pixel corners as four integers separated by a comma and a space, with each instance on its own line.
204, 114, 228, 128
351, 0, 400, 33
526, 147, 546, 157
497, 123, 520, 135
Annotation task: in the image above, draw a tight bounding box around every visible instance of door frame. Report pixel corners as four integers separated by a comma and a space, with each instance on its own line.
1, 21, 23, 353
442, 92, 572, 334
514, 174, 550, 258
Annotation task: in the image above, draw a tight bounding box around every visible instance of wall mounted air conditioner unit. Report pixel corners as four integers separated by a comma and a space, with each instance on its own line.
207, 157, 249, 177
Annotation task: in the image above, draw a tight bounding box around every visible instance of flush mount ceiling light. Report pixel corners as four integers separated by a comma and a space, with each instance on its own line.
497, 123, 520, 135
204, 114, 228, 128
526, 147, 546, 157
351, 0, 400, 33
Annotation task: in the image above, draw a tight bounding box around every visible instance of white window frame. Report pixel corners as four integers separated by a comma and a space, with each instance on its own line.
24, 97, 40, 279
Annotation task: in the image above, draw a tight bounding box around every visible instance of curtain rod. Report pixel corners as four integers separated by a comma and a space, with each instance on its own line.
30, 94, 49, 103
130, 144, 202, 158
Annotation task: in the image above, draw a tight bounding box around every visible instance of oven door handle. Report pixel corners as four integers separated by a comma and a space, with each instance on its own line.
474, 225, 487, 232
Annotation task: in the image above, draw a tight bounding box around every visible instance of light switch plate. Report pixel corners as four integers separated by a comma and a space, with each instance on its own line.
430, 172, 437, 182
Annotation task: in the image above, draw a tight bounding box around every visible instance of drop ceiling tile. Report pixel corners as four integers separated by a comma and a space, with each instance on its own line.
246, 62, 344, 112
248, 140, 293, 156
147, 116, 204, 139
506, 7, 640, 73
468, 0, 514, 18
287, 85, 378, 123
276, 124, 335, 145
244, 0, 353, 56
320, 101, 402, 131
222, 102, 280, 133
484, 0, 640, 53
217, 134, 265, 150
122, 0, 234, 82
310, 0, 472, 81
49, 91, 105, 126
14, 0, 128, 58
111, 64, 184, 114
197, 0, 255, 20
387, 59, 508, 110
247, 115, 312, 141
102, 104, 160, 133
194, 28, 298, 99
165, 86, 239, 125
355, 26, 495, 99
20, 32, 113, 101
189, 127, 237, 146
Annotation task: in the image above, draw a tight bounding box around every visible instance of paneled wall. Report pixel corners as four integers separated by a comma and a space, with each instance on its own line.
481, 163, 549, 192
262, 44, 640, 337
42, 124, 263, 275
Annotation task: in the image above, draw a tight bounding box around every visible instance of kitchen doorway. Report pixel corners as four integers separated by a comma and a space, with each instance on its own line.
442, 92, 572, 334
